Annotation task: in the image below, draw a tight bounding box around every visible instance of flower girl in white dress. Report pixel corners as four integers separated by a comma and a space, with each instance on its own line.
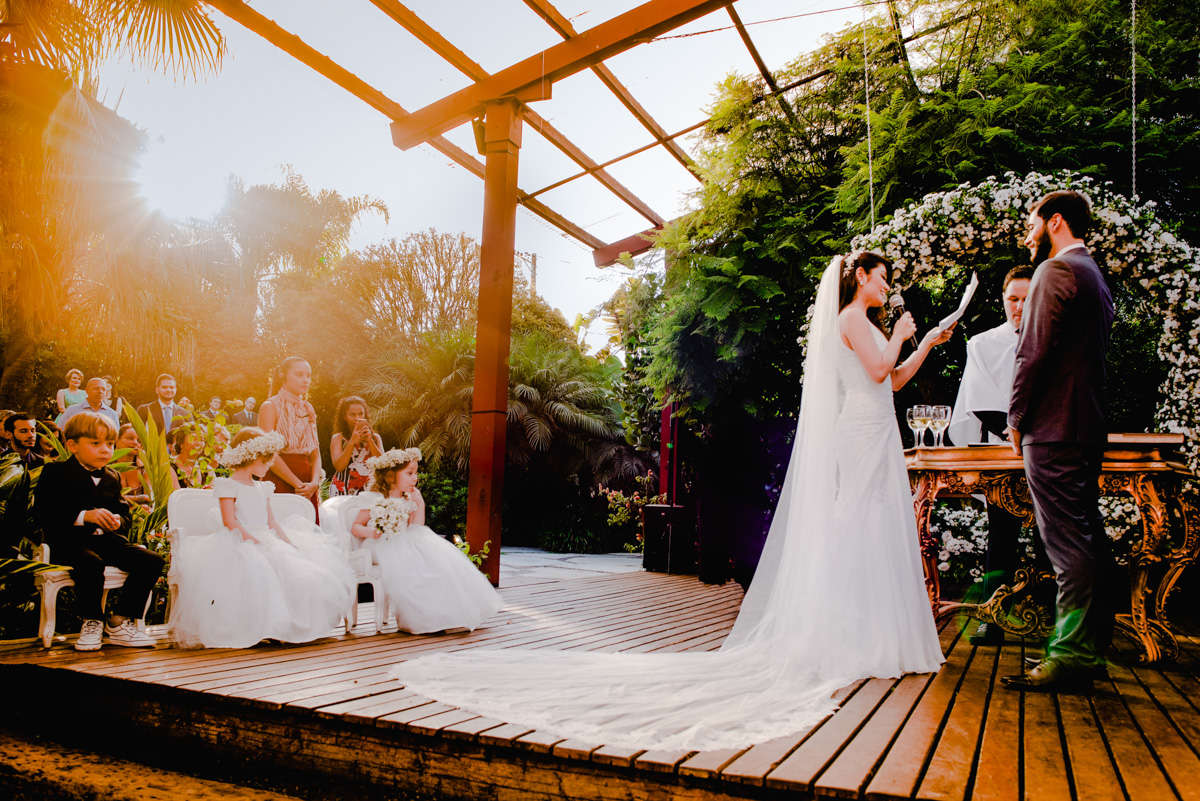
349, 448, 502, 634
170, 428, 355, 648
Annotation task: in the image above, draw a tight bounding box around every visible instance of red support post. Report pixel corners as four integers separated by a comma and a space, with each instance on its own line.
466, 98, 522, 586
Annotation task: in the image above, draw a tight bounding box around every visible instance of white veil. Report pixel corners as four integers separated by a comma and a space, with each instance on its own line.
390, 256, 874, 751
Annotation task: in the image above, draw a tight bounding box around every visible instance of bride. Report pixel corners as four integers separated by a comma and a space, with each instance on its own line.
391, 252, 955, 751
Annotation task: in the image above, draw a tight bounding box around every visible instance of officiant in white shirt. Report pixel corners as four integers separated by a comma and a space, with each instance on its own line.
949, 266, 1038, 645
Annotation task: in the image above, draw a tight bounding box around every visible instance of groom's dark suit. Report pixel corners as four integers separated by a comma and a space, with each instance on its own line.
1009, 246, 1114, 667
34, 457, 164, 621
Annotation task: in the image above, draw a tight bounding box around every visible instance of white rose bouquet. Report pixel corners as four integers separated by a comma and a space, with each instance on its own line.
367, 497, 416, 541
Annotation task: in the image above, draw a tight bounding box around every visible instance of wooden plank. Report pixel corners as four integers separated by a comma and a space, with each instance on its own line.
590, 744, 646, 767
719, 681, 866, 787
477, 722, 536, 748
378, 701, 456, 727
1019, 680, 1072, 799
406, 709, 480, 737
1091, 672, 1177, 801
816, 672, 936, 798
677, 746, 747, 779
766, 678, 893, 791
1109, 663, 1200, 801
969, 647, 1022, 801
916, 645, 998, 801
439, 715, 507, 740
1057, 693, 1123, 801
1132, 665, 1200, 752
864, 637, 971, 799
632, 748, 695, 773
513, 729, 566, 753
550, 739, 601, 761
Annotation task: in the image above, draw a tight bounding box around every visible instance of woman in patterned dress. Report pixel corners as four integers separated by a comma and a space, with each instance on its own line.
258, 356, 323, 517
329, 395, 383, 496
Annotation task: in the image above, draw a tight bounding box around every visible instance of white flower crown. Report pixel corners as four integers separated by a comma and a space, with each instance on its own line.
216, 431, 286, 467
365, 447, 422, 472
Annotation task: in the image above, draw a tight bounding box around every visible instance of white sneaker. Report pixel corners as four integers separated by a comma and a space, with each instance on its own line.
104, 619, 155, 647
75, 619, 104, 651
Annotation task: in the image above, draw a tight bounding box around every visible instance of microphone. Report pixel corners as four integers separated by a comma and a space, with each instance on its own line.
888, 294, 919, 349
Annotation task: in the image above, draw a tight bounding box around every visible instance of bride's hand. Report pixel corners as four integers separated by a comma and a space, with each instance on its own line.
893, 312, 917, 342
920, 321, 956, 349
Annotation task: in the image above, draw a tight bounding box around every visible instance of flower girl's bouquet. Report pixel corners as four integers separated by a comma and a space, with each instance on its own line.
367, 496, 416, 541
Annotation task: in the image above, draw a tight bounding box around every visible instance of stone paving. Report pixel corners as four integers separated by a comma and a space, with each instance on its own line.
497, 546, 644, 588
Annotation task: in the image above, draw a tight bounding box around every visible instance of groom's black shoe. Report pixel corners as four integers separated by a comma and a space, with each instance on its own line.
1023, 655, 1108, 681
969, 623, 1004, 646
1002, 658, 1099, 692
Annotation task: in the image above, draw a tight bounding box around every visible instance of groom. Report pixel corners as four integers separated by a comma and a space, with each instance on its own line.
1002, 190, 1115, 692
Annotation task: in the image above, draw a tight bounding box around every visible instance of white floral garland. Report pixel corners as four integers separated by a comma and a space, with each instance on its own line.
216, 431, 285, 468
365, 447, 422, 472
851, 170, 1200, 474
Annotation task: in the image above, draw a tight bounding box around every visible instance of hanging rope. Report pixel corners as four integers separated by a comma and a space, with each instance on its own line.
1130, 0, 1138, 199
862, 4, 876, 229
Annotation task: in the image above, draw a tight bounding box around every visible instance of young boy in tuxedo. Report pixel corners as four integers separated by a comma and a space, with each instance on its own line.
35, 411, 163, 651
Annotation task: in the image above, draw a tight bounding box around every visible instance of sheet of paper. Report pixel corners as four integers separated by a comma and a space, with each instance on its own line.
939, 271, 979, 329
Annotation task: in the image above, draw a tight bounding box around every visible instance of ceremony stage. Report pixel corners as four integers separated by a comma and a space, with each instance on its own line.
4, 570, 1200, 801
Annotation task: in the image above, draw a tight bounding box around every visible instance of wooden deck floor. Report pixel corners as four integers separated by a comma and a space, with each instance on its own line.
3, 570, 1199, 800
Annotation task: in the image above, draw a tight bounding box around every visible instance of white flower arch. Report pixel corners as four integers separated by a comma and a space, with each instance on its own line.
851, 170, 1200, 472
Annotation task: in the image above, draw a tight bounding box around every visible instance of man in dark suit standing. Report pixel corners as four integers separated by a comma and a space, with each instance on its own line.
1003, 190, 1115, 691
232, 396, 258, 427
34, 412, 163, 650
136, 373, 189, 433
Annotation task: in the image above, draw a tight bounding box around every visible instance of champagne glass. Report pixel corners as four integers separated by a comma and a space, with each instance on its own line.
931, 405, 951, 446
905, 407, 922, 448
914, 404, 931, 447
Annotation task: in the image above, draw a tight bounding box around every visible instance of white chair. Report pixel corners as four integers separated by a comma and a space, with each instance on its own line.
35, 543, 150, 649
165, 489, 353, 631
320, 494, 387, 634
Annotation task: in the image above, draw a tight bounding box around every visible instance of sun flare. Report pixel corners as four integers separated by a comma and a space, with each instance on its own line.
135, 138, 227, 221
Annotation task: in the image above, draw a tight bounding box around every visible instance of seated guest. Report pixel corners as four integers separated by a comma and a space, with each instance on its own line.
33, 412, 162, 651
39, 421, 62, 459
167, 425, 202, 489
948, 266, 1046, 645
329, 396, 383, 496
0, 410, 13, 453
232, 397, 258, 427
56, 377, 119, 429
56, 369, 86, 415
114, 423, 151, 507
137, 373, 189, 433
4, 411, 45, 468
201, 396, 223, 420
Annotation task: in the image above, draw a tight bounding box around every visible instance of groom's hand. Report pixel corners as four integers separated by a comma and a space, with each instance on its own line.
1007, 427, 1021, 455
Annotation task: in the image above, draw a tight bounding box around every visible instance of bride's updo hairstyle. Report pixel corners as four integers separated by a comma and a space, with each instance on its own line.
837, 250, 892, 332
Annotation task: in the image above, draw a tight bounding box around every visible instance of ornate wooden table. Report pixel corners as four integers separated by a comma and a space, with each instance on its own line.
906, 433, 1198, 663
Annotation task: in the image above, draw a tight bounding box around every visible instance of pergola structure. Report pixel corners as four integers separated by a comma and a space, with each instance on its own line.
202, 0, 935, 583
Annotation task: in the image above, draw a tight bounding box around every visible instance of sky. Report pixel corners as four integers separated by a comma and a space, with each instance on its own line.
102, 1, 874, 348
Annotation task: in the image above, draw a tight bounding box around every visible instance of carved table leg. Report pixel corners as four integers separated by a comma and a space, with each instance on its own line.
1112, 476, 1171, 663
911, 473, 942, 612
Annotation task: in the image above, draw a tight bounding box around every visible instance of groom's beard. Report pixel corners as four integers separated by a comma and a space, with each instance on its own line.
1031, 228, 1052, 264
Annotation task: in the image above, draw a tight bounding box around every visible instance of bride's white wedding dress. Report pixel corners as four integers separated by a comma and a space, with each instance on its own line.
390, 257, 944, 750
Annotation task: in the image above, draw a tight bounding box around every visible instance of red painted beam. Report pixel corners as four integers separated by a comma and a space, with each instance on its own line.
593, 228, 661, 267
389, 0, 732, 149
522, 0, 701, 179
371, 0, 664, 226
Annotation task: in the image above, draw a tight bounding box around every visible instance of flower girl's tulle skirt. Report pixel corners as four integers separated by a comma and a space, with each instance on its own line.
171, 519, 355, 648
368, 526, 502, 634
